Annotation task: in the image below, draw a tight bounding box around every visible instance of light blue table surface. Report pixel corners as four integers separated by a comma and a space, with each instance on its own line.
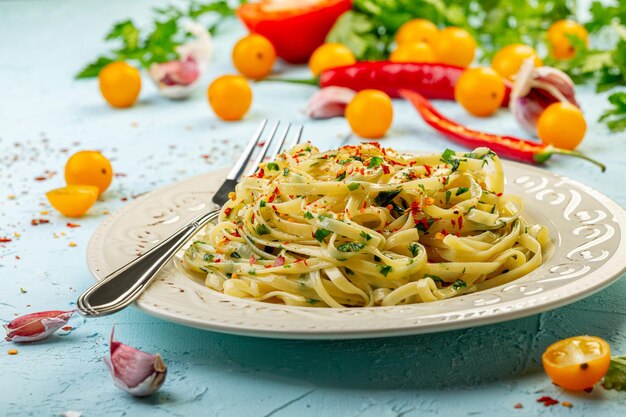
2, 1, 626, 416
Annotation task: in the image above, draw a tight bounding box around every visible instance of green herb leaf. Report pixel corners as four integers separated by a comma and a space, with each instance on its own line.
336, 171, 346, 181
203, 253, 214, 262
306, 298, 320, 305
256, 224, 271, 235
416, 218, 435, 232
283, 168, 290, 176
440, 149, 460, 172
337, 242, 365, 252
445, 190, 452, 203
424, 274, 443, 283
603, 355, 626, 391
408, 242, 420, 257
267, 162, 279, 171
379, 265, 393, 277
599, 91, 626, 132
452, 279, 467, 290
455, 187, 469, 196
360, 231, 372, 241
314, 229, 332, 242
348, 182, 360, 191
368, 156, 384, 168
304, 211, 314, 220
260, 200, 266, 207
374, 188, 401, 206
230, 251, 241, 259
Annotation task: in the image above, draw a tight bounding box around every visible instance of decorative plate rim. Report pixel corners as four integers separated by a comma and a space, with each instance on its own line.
86, 160, 626, 339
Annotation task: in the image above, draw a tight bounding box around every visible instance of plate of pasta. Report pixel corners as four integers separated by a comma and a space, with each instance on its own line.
87, 143, 626, 339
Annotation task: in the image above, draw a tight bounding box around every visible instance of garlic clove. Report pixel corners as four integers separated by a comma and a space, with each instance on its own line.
104, 327, 167, 397
305, 86, 356, 119
4, 310, 75, 343
510, 58, 579, 136
149, 22, 213, 100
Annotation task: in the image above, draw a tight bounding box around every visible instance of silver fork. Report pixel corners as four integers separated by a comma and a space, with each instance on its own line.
77, 120, 303, 317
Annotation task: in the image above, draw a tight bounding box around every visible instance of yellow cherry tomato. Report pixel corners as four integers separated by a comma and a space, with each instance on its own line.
537, 102, 586, 150
98, 61, 141, 108
65, 150, 113, 195
432, 27, 476, 67
232, 34, 276, 80
207, 75, 253, 121
345, 90, 393, 139
547, 19, 589, 60
46, 185, 99, 218
491, 44, 543, 80
308, 43, 356, 76
454, 67, 505, 117
395, 19, 439, 46
390, 42, 436, 63
542, 336, 611, 391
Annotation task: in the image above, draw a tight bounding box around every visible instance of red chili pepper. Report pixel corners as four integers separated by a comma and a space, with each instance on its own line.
400, 90, 605, 171
273, 61, 511, 104
237, 0, 352, 64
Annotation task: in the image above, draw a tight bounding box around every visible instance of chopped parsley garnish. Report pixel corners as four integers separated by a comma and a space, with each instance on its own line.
259, 200, 266, 207
203, 253, 214, 262
368, 156, 384, 168
408, 243, 420, 257
225, 273, 232, 279
314, 228, 332, 242
348, 182, 360, 191
445, 190, 452, 203
230, 251, 241, 259
418, 184, 426, 192
416, 218, 435, 232
267, 162, 279, 171
440, 149, 460, 172
248, 269, 256, 275
283, 168, 290, 176
304, 146, 311, 152
337, 242, 365, 252
360, 231, 372, 241
306, 298, 320, 305
304, 211, 314, 220
374, 188, 401, 206
336, 172, 346, 181
192, 240, 207, 245
455, 187, 469, 196
452, 279, 467, 290
256, 224, 271, 235
379, 265, 393, 277
338, 159, 351, 165
424, 274, 443, 283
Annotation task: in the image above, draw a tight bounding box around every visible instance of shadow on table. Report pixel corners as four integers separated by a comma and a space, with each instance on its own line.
164, 278, 626, 390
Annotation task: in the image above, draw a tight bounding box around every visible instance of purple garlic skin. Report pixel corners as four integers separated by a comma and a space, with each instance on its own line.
104, 328, 167, 397
305, 86, 356, 119
510, 58, 579, 136
4, 310, 75, 343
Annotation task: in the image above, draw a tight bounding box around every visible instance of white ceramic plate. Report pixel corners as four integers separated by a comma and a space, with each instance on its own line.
87, 161, 626, 339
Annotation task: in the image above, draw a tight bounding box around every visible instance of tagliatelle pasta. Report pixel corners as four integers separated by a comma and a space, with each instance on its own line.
184, 143, 549, 307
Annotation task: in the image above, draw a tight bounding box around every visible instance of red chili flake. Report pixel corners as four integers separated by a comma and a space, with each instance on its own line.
451, 219, 456, 227
419, 218, 430, 230
62, 326, 72, 331
457, 215, 464, 230
0, 238, 11, 243
513, 403, 523, 409
386, 204, 393, 210
410, 201, 421, 216
268, 194, 276, 204
382, 165, 390, 174
496, 192, 503, 197
66, 222, 80, 228
362, 201, 367, 209
537, 396, 559, 407
121, 197, 128, 202
224, 207, 232, 217
367, 141, 381, 149
249, 256, 257, 265
441, 229, 449, 236
114, 172, 127, 177
34, 176, 47, 181
273, 186, 279, 195
272, 256, 285, 267
251, 213, 255, 222
31, 219, 50, 226
232, 229, 241, 237
214, 259, 221, 263
15, 255, 20, 260
201, 154, 210, 159
423, 164, 432, 176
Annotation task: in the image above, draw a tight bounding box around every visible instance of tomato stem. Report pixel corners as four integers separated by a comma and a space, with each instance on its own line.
261, 77, 319, 86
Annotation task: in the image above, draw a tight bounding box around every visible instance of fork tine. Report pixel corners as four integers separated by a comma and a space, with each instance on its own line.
226, 119, 267, 181
247, 121, 281, 176
290, 125, 304, 148
269, 123, 292, 160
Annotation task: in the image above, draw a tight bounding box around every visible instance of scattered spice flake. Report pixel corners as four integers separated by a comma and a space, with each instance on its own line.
34, 176, 47, 181
114, 173, 127, 177
40, 210, 49, 215
15, 255, 20, 260
31, 218, 50, 226
513, 403, 523, 409
7, 349, 18, 355
66, 222, 81, 228
14, 232, 21, 238
224, 207, 232, 217
69, 242, 77, 247
62, 326, 73, 331
19, 288, 27, 294
121, 197, 128, 202
0, 237, 12, 243
537, 396, 559, 407
561, 401, 573, 408
8, 194, 16, 200
103, 210, 110, 215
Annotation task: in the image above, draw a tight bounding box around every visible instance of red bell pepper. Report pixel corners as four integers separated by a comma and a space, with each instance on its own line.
237, 0, 352, 64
